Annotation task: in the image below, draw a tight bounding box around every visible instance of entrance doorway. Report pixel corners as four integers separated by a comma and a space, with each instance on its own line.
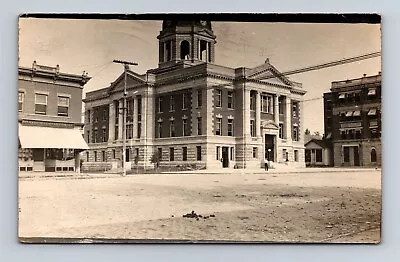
265, 134, 275, 162
222, 147, 229, 168
354, 147, 360, 166
33, 148, 45, 171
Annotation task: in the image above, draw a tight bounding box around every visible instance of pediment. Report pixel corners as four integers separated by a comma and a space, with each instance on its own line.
109, 70, 146, 93
261, 120, 279, 130
247, 62, 293, 86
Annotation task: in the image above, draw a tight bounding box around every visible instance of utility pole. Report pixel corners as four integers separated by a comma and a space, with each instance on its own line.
113, 59, 138, 176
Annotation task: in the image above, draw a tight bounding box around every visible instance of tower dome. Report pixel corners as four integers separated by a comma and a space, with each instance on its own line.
157, 20, 217, 67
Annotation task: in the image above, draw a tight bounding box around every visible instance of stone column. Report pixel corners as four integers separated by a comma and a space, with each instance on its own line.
274, 95, 279, 125
299, 98, 304, 144
255, 91, 261, 138
118, 99, 123, 140
285, 96, 292, 141
244, 89, 251, 137
205, 87, 214, 136
108, 102, 115, 141
133, 96, 138, 139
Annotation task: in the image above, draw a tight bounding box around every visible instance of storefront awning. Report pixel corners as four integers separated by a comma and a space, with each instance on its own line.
338, 93, 345, 99
346, 111, 353, 117
368, 108, 377, 116
19, 124, 89, 149
353, 110, 361, 117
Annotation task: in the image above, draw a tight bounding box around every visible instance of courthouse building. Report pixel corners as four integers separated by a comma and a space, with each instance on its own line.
323, 73, 382, 167
83, 20, 306, 171
18, 61, 90, 172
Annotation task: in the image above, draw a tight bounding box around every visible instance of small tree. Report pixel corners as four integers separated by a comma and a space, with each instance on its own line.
305, 128, 311, 135
150, 152, 161, 169
313, 131, 320, 136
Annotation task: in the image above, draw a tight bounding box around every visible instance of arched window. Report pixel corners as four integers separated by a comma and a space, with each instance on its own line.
371, 148, 377, 163
180, 40, 190, 59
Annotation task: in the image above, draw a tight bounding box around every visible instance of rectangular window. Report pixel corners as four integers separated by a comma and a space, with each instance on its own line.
113, 149, 116, 159
170, 95, 175, 112
158, 97, 163, 113
102, 151, 106, 162
137, 123, 141, 138
102, 128, 107, 142
87, 109, 91, 123
216, 118, 222, 136
197, 117, 202, 135
170, 120, 175, 137
182, 93, 188, 110
135, 148, 139, 158
93, 129, 98, 143
252, 147, 258, 158
182, 147, 187, 161
250, 120, 255, 137
94, 109, 99, 123
18, 91, 24, 112
115, 103, 119, 124
35, 93, 48, 114
278, 96, 284, 115
197, 90, 202, 107
94, 151, 98, 162
196, 146, 202, 161
282, 149, 287, 161
86, 130, 90, 142
293, 125, 299, 141
230, 147, 234, 161
86, 151, 89, 162
216, 89, 222, 107
103, 108, 108, 121
228, 91, 234, 109
158, 122, 163, 138
126, 124, 133, 139
294, 150, 299, 162
228, 119, 233, 136
115, 126, 119, 140
261, 95, 272, 113
216, 146, 220, 160
250, 93, 255, 111
279, 123, 284, 139
169, 147, 174, 161
183, 119, 188, 136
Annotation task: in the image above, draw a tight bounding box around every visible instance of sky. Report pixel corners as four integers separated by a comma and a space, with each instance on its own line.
18, 18, 381, 134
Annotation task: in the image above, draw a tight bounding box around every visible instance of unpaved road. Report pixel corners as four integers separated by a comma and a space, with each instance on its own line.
18, 170, 381, 243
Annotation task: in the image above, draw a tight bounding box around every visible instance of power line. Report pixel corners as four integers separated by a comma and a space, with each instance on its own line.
255, 51, 381, 80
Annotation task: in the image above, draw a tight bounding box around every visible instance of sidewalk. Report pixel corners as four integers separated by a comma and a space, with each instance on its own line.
19, 166, 381, 180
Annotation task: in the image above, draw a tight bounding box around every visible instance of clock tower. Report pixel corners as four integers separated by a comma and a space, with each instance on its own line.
157, 20, 217, 67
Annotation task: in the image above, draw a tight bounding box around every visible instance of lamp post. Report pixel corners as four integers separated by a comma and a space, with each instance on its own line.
113, 60, 138, 176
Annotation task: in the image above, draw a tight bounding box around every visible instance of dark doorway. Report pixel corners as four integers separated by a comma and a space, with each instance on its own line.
222, 147, 229, 168
126, 148, 130, 162
354, 147, 360, 166
265, 134, 275, 162
33, 149, 44, 161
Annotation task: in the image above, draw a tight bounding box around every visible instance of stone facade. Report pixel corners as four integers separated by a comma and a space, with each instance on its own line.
83, 20, 306, 171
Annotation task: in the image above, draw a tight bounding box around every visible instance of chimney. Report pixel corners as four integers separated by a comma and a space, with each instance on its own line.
363, 74, 367, 77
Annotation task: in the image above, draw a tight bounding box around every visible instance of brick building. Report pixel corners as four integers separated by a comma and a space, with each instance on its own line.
323, 73, 381, 167
18, 61, 91, 172
83, 20, 306, 171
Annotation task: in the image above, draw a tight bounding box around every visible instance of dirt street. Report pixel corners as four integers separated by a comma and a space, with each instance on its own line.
18, 170, 381, 243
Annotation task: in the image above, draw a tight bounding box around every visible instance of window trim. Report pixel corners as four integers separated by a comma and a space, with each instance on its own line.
216, 89, 222, 108
57, 95, 70, 117
18, 91, 25, 112
34, 93, 48, 115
